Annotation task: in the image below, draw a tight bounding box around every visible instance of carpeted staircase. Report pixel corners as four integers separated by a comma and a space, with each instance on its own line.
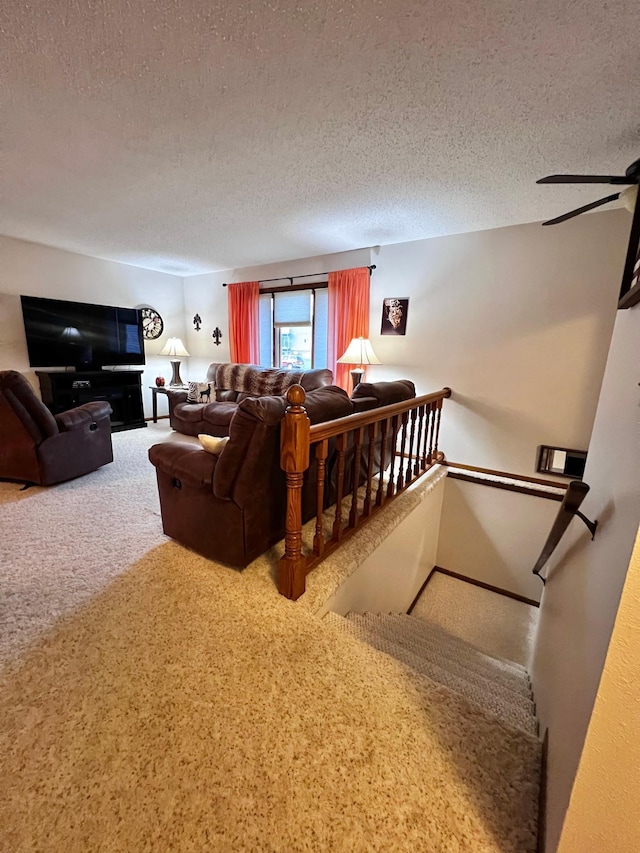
325, 610, 538, 737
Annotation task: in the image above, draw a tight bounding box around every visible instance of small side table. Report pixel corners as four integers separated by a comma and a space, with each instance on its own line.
150, 385, 187, 423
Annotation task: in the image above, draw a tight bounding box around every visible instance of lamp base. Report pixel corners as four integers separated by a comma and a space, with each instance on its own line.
169, 360, 184, 386
350, 367, 364, 389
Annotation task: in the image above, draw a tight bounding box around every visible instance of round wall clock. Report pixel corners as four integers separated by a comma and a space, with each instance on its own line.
140, 307, 164, 340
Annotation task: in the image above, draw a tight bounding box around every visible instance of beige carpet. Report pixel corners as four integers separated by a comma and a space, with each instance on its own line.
411, 571, 539, 668
0, 424, 539, 852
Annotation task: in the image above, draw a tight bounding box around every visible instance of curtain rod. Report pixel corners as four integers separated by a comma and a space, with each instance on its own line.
222, 264, 376, 287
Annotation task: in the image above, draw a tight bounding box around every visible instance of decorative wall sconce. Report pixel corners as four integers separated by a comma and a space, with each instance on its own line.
193, 314, 202, 331
212, 327, 223, 346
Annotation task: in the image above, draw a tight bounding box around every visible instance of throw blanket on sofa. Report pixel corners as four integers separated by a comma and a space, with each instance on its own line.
214, 364, 304, 396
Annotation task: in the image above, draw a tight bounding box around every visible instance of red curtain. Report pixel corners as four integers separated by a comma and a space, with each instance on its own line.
228, 281, 260, 364
328, 267, 371, 392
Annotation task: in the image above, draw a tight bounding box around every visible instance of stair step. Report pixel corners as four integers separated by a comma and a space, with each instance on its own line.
325, 612, 541, 745
331, 613, 538, 736
395, 612, 527, 674
348, 613, 533, 707
356, 613, 532, 698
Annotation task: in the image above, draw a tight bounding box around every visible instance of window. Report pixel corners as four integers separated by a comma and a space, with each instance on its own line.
258, 285, 328, 369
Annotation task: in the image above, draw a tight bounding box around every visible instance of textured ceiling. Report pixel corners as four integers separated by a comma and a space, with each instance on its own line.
2, 0, 640, 274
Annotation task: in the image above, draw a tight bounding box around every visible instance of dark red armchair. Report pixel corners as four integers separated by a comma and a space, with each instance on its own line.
0, 370, 114, 486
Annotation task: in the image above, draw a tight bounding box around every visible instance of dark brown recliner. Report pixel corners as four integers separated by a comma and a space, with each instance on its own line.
149, 385, 354, 567
148, 381, 417, 568
0, 370, 114, 486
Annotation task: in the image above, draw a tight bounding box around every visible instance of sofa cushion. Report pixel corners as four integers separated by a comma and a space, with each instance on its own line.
351, 380, 416, 406
201, 402, 238, 429
173, 401, 235, 426
186, 381, 213, 403
198, 434, 229, 455
301, 385, 353, 424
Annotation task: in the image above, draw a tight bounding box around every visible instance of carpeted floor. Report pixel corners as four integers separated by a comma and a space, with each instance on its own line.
0, 423, 540, 852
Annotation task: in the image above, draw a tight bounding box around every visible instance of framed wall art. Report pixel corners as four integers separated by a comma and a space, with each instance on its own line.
381, 297, 409, 336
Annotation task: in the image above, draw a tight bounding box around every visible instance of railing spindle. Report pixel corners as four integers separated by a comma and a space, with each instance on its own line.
313, 439, 328, 557
332, 432, 347, 540
407, 408, 418, 484
386, 414, 400, 499
426, 402, 435, 464
376, 417, 389, 507
433, 398, 443, 462
414, 405, 425, 476
349, 426, 363, 527
363, 422, 376, 517
397, 411, 409, 491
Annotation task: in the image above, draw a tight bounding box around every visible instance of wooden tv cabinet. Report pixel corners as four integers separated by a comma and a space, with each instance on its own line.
36, 370, 146, 432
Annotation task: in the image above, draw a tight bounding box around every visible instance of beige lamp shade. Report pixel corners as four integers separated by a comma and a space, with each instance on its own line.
159, 337, 190, 357
337, 337, 381, 366
337, 337, 381, 389
159, 337, 190, 385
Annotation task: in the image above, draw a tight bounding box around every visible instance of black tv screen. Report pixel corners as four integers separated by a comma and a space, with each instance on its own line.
20, 295, 145, 370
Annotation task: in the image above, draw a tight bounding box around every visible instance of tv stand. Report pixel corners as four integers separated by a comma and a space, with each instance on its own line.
36, 370, 146, 432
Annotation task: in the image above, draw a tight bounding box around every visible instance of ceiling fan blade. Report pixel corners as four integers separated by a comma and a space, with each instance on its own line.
537, 174, 634, 185
542, 193, 621, 226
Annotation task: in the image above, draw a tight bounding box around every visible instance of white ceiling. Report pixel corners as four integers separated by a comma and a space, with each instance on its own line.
2, 0, 640, 275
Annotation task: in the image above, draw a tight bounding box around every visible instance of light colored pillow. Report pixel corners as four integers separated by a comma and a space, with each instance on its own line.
187, 381, 213, 403
198, 434, 229, 455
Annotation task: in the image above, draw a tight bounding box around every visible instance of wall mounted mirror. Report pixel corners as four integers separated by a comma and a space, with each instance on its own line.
537, 445, 587, 479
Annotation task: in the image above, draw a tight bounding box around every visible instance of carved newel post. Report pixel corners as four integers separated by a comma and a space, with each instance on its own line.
278, 385, 311, 600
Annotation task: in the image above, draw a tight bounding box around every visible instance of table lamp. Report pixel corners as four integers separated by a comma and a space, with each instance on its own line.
337, 336, 381, 388
159, 337, 190, 386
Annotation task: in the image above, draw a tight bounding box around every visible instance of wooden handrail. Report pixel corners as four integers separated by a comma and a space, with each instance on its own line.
532, 480, 598, 584
308, 388, 452, 442
278, 384, 452, 600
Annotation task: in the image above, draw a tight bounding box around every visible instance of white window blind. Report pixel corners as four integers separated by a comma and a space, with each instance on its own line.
258, 293, 273, 367
313, 289, 328, 369
273, 290, 312, 327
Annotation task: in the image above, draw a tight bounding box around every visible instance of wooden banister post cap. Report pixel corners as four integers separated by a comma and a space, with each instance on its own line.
286, 384, 306, 407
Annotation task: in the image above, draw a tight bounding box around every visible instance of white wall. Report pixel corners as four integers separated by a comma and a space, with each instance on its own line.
3, 208, 628, 468
556, 526, 640, 853
319, 475, 445, 617
185, 211, 628, 478
366, 210, 629, 476
0, 236, 185, 416
530, 305, 640, 852
437, 479, 559, 603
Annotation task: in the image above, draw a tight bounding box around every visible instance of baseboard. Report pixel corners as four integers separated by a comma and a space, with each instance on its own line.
429, 566, 540, 608
406, 566, 437, 614
537, 727, 549, 853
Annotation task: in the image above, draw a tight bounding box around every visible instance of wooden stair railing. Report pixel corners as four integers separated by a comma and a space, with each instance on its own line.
531, 480, 598, 585
278, 385, 452, 600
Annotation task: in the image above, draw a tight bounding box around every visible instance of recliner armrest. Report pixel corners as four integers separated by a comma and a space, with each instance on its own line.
166, 389, 188, 405
55, 401, 112, 431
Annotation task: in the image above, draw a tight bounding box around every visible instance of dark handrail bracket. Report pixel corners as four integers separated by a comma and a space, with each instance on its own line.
532, 480, 598, 585
575, 510, 598, 540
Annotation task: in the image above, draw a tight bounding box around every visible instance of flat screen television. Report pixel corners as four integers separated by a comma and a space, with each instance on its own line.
20, 295, 145, 371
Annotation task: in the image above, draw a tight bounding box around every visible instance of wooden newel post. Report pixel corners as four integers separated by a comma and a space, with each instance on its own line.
278, 384, 311, 600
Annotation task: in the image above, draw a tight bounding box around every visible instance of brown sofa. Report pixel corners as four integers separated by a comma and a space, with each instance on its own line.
148, 380, 416, 568
167, 362, 333, 437
0, 370, 113, 486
